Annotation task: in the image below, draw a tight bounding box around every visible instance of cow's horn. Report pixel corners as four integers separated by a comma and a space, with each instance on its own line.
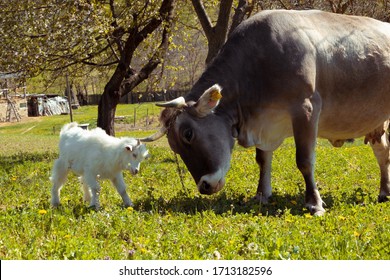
156, 96, 186, 108
138, 127, 167, 142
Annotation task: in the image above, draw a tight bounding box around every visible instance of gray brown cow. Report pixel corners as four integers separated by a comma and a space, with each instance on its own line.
143, 10, 390, 215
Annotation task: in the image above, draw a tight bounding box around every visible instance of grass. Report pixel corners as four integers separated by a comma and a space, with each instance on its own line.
0, 104, 389, 260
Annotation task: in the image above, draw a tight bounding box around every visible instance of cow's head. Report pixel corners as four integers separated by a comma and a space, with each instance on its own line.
142, 85, 234, 195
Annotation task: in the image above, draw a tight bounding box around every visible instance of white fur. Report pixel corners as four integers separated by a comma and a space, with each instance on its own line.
50, 122, 149, 209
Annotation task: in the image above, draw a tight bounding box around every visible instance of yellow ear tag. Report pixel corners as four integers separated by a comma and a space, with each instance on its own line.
210, 90, 222, 101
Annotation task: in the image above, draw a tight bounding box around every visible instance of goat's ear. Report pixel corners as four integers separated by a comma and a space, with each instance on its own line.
125, 145, 133, 152
136, 139, 141, 146
194, 84, 222, 117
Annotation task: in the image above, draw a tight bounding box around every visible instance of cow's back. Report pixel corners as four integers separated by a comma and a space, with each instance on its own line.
216, 10, 390, 140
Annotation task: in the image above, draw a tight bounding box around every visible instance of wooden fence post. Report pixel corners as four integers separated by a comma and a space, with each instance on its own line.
133, 108, 136, 127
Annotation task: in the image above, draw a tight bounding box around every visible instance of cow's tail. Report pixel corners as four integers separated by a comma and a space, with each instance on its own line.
60, 122, 79, 135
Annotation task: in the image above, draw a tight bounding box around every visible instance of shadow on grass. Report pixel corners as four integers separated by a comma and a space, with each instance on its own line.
0, 151, 57, 166
134, 191, 337, 217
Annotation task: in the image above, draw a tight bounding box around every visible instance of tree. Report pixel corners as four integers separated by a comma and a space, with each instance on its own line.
190, 0, 255, 65
97, 0, 176, 135
1, 0, 177, 135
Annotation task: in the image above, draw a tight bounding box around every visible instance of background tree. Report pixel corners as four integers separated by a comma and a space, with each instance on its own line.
97, 0, 176, 135
191, 0, 233, 65
191, 0, 256, 65
1, 0, 176, 136
2, 0, 389, 135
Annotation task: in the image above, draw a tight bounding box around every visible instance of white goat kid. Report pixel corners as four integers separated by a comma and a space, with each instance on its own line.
50, 122, 149, 209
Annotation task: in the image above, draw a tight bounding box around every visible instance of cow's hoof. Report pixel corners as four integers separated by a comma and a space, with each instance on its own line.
124, 202, 134, 208
88, 205, 99, 211
51, 200, 60, 208
252, 193, 271, 204
378, 195, 389, 203
307, 205, 326, 216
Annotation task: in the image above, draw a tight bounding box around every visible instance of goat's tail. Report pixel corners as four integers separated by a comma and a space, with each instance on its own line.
60, 122, 79, 135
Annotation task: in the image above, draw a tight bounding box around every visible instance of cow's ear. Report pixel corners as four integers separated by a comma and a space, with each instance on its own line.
194, 84, 222, 117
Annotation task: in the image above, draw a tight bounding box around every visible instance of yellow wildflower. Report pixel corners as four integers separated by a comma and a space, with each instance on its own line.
38, 209, 47, 215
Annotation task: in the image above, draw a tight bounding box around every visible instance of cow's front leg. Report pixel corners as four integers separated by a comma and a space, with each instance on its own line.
254, 148, 273, 204
292, 94, 325, 216
368, 124, 390, 202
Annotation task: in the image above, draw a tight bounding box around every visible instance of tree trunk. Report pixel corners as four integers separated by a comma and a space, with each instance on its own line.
191, 0, 233, 65
97, 89, 119, 136
97, 67, 124, 136
96, 0, 175, 136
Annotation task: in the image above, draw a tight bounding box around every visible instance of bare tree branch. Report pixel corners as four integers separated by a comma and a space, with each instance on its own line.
119, 0, 175, 95
229, 0, 255, 36
190, 0, 213, 40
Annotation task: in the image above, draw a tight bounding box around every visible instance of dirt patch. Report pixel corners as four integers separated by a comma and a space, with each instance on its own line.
0, 116, 44, 127
114, 123, 155, 132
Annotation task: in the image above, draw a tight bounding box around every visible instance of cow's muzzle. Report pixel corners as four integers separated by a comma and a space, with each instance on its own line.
197, 175, 225, 195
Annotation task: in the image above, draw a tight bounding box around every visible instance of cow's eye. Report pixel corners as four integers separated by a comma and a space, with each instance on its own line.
182, 128, 193, 144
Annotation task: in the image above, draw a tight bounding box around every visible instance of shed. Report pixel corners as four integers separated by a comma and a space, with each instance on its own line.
0, 73, 28, 122
27, 94, 70, 117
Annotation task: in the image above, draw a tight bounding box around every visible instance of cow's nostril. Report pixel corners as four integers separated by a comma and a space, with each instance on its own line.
199, 181, 212, 194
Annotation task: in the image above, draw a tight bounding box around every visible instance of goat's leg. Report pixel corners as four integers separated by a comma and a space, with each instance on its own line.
50, 158, 69, 207
111, 173, 133, 207
83, 174, 101, 210
79, 176, 92, 204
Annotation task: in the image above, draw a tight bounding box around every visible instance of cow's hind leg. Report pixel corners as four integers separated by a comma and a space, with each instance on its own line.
369, 126, 390, 202
254, 149, 273, 204
50, 158, 69, 207
111, 173, 133, 207
292, 93, 325, 216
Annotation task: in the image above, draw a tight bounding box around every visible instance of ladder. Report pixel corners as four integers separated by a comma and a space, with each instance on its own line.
6, 97, 21, 122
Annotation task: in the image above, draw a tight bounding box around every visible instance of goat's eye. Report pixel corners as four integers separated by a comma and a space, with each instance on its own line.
182, 128, 193, 144
132, 154, 137, 159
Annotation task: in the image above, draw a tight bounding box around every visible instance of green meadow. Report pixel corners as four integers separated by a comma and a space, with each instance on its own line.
0, 104, 389, 259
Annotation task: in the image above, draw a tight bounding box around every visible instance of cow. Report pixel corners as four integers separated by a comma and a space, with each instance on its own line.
51, 122, 149, 209
141, 10, 390, 215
